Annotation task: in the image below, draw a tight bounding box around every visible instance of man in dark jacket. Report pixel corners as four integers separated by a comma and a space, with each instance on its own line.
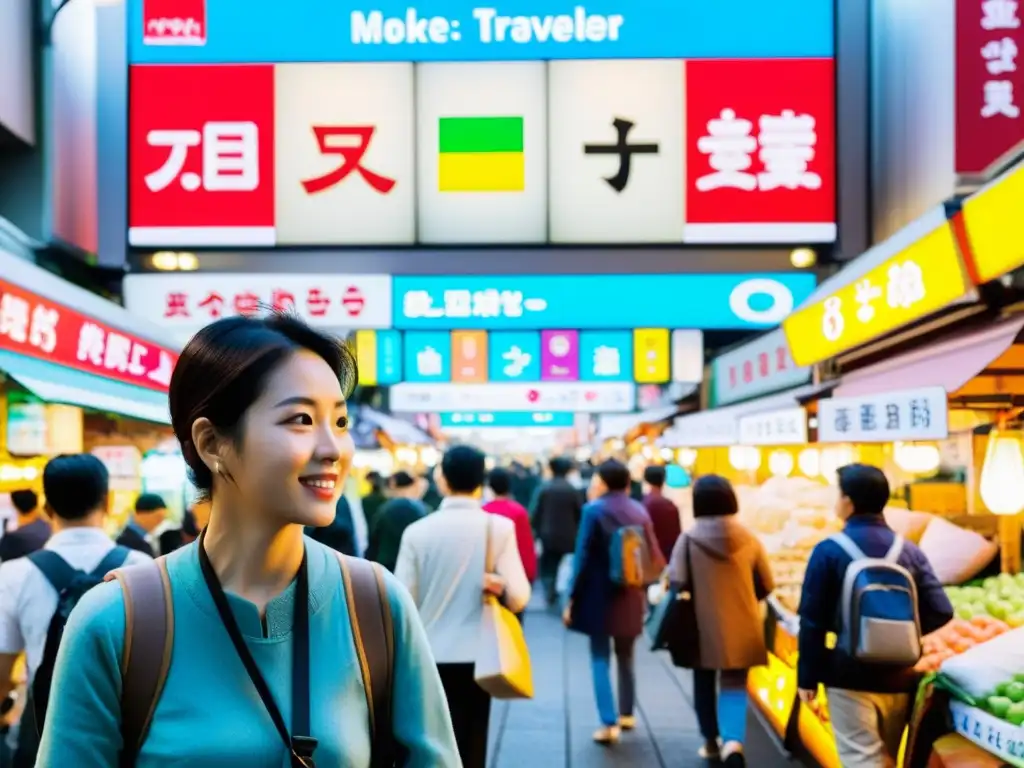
116, 493, 183, 558
641, 465, 681, 562
564, 460, 664, 744
798, 464, 953, 768
0, 490, 50, 562
531, 456, 583, 606
366, 471, 427, 572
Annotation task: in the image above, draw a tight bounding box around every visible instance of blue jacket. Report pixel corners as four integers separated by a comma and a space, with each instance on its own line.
568, 492, 661, 639
797, 514, 954, 694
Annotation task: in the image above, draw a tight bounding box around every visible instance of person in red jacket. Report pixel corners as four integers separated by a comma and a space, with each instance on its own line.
484, 467, 538, 622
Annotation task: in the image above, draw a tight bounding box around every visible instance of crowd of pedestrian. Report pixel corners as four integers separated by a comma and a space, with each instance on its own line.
0, 312, 956, 768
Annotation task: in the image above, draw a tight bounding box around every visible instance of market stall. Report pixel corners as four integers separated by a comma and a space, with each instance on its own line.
0, 248, 180, 526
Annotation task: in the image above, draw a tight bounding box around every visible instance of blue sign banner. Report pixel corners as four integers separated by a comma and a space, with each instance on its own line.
579, 331, 632, 382
129, 0, 833, 64
375, 330, 403, 385
488, 331, 541, 382
403, 331, 451, 382
439, 411, 575, 428
394, 274, 817, 331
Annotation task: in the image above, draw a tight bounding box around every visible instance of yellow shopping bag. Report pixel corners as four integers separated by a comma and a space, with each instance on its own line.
474, 594, 533, 699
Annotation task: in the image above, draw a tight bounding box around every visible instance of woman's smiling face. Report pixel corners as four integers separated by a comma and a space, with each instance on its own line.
222, 349, 354, 527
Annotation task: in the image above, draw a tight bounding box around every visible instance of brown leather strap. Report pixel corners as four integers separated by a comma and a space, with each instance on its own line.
338, 555, 394, 767
113, 558, 174, 767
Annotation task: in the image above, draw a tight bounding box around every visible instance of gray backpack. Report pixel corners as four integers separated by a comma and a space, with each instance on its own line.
830, 533, 922, 666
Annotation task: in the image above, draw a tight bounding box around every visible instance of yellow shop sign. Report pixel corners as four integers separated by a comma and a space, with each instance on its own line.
962, 162, 1024, 284
783, 220, 971, 368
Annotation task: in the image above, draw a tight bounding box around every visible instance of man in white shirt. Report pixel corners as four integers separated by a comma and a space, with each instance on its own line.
0, 454, 151, 760
395, 445, 530, 768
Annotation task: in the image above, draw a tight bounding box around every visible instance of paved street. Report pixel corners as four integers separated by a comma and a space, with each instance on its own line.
486, 601, 804, 768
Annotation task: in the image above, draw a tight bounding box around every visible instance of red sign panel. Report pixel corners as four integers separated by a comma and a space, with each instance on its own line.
0, 280, 178, 392
955, 0, 1024, 178
128, 64, 275, 247
142, 0, 207, 46
684, 57, 836, 244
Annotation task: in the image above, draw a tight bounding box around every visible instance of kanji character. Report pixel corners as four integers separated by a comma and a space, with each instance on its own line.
0, 294, 29, 343
855, 278, 882, 322
499, 290, 524, 317
471, 289, 501, 318
695, 109, 758, 191
443, 290, 472, 318
77, 322, 106, 366
28, 305, 58, 353
271, 289, 296, 313
758, 110, 822, 191
104, 332, 132, 372
306, 288, 331, 317
198, 292, 224, 318
165, 292, 190, 318
234, 291, 260, 317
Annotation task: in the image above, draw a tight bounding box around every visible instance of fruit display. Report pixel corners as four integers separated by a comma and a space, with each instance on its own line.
945, 573, 1024, 628
979, 674, 1024, 726
915, 616, 1012, 673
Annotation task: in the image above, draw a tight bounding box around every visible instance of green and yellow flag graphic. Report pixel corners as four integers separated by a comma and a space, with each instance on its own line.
437, 116, 525, 192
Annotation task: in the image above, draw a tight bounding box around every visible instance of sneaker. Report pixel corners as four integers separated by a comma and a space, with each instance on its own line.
697, 738, 721, 760
721, 741, 745, 767
618, 715, 637, 730
592, 725, 621, 744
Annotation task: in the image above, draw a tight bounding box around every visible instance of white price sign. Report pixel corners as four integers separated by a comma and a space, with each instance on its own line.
817, 387, 948, 444
950, 700, 1024, 767
737, 407, 808, 446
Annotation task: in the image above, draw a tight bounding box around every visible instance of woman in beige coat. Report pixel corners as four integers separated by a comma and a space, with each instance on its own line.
668, 475, 774, 768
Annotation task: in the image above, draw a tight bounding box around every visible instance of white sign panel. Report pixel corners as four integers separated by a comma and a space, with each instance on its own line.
950, 701, 1024, 768
818, 387, 948, 444
712, 328, 810, 406
274, 63, 415, 245
390, 382, 634, 413
123, 274, 393, 337
671, 329, 704, 383
547, 59, 685, 243
416, 62, 547, 244
738, 407, 808, 446
661, 411, 738, 448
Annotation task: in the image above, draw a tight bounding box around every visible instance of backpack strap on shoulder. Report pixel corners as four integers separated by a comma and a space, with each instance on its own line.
885, 535, 905, 564
113, 558, 174, 768
337, 554, 395, 768
28, 551, 79, 593
93, 546, 132, 578
829, 532, 866, 562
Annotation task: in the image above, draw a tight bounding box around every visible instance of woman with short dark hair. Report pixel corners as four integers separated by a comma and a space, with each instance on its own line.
37, 315, 459, 767
668, 474, 775, 768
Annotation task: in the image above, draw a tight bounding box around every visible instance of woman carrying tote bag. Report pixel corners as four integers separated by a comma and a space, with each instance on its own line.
667, 475, 775, 768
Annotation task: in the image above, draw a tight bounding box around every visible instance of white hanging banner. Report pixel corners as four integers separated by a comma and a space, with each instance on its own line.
818, 386, 948, 443
737, 407, 808, 446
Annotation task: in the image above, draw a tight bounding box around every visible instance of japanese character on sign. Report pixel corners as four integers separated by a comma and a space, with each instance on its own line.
729, 366, 738, 388
28, 305, 58, 354
855, 278, 882, 323
982, 81, 1021, 118
758, 352, 770, 377
165, 292, 189, 318
144, 122, 260, 193
983, 37, 1019, 75
271, 289, 295, 313
886, 403, 900, 430
982, 0, 1021, 30
402, 290, 441, 319
301, 126, 395, 196
198, 292, 224, 318
887, 261, 927, 309
471, 289, 501, 318
234, 292, 260, 317
860, 403, 877, 431
0, 293, 30, 343
834, 407, 851, 433
695, 108, 821, 192
77, 322, 106, 367
128, 343, 148, 376
776, 345, 789, 371
306, 288, 331, 318
499, 290, 524, 318
822, 296, 845, 342
742, 360, 754, 384
104, 332, 133, 373
443, 290, 472, 319
593, 346, 621, 377
910, 398, 932, 429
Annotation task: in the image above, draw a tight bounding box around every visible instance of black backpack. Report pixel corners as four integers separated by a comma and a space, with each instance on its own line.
14, 547, 130, 765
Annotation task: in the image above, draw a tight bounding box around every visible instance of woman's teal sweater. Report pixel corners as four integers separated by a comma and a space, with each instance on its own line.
36, 537, 461, 766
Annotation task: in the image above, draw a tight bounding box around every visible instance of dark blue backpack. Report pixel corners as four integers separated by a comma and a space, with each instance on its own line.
15, 547, 130, 765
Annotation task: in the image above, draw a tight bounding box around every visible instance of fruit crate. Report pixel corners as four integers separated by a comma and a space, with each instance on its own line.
950, 700, 1024, 767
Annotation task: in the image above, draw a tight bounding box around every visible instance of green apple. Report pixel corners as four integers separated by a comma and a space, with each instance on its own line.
1008, 701, 1024, 726
989, 696, 1013, 718
985, 577, 1000, 589
997, 682, 1012, 696
956, 605, 975, 620
1006, 682, 1024, 703
986, 600, 1009, 620
1011, 598, 1024, 612
1000, 586, 1020, 600
1014, 673, 1024, 684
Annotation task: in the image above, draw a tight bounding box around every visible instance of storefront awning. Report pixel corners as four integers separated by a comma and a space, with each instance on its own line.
832, 315, 1024, 399
359, 408, 433, 446
596, 405, 679, 443
661, 383, 830, 448
0, 351, 170, 425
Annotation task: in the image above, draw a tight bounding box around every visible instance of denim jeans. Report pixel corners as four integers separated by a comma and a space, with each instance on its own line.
693, 669, 749, 744
589, 635, 636, 726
